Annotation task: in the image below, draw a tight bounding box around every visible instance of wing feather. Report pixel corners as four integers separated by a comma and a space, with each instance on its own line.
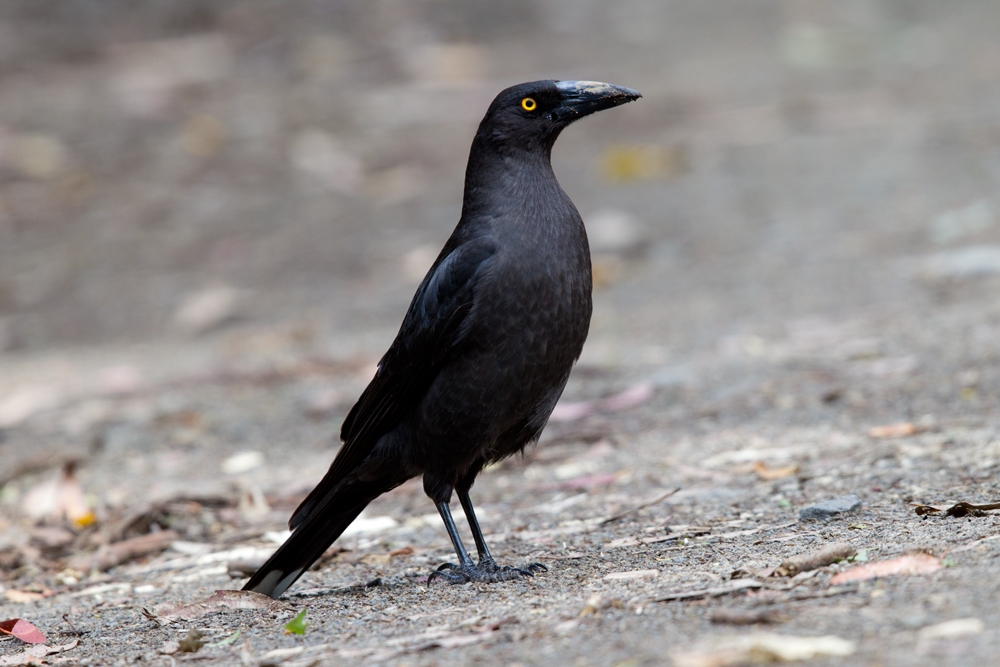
289, 237, 496, 529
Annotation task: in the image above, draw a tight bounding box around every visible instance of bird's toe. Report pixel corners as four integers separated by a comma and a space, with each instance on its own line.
427, 566, 471, 585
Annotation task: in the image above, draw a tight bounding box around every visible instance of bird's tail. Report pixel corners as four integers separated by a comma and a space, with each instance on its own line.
242, 477, 395, 598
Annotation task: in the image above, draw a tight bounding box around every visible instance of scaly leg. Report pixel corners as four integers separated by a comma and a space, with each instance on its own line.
428, 493, 545, 584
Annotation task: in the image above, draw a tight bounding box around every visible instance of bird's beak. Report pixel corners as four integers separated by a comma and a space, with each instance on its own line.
550, 80, 642, 123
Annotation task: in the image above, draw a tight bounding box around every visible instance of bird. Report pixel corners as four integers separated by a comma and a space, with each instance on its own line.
244, 79, 641, 598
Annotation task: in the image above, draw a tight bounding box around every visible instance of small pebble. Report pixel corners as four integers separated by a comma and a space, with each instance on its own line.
799, 494, 862, 520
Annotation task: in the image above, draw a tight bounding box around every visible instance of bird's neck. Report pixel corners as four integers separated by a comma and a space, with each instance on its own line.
459, 135, 560, 220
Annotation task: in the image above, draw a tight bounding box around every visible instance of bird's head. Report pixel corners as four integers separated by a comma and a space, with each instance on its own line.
477, 80, 641, 156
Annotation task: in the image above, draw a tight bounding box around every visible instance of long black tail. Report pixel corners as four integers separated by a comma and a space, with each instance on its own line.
243, 477, 396, 598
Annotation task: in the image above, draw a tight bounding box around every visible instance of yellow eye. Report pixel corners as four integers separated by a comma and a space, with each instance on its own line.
521, 97, 537, 111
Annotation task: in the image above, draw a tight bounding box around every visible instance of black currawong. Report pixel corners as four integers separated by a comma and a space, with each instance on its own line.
244, 80, 640, 598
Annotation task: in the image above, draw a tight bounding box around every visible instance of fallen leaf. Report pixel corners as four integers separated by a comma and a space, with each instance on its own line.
604, 569, 659, 581
868, 422, 920, 438
158, 641, 180, 655
753, 461, 800, 480
67, 530, 179, 573
913, 500, 1000, 517
259, 647, 305, 662
951, 534, 1000, 554
4, 591, 44, 603
579, 594, 623, 617
672, 632, 855, 666
830, 553, 941, 585
0, 640, 78, 666
388, 546, 415, 557
550, 382, 655, 422
918, 618, 984, 641
143, 589, 280, 623
359, 553, 392, 565
0, 619, 47, 644
284, 609, 308, 635
430, 629, 495, 649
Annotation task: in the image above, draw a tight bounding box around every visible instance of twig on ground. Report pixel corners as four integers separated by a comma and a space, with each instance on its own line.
774, 543, 856, 577
600, 488, 680, 525
67, 530, 179, 573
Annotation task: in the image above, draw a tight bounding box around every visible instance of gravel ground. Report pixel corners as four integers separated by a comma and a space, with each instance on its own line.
3, 2, 1000, 666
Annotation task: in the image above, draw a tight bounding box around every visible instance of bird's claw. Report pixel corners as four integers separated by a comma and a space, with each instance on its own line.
427, 560, 548, 584
426, 558, 545, 585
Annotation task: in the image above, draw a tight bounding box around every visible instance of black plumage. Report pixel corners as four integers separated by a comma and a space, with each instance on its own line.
244, 79, 640, 598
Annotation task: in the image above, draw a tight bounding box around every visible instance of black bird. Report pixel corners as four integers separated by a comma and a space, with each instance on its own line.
244, 79, 640, 598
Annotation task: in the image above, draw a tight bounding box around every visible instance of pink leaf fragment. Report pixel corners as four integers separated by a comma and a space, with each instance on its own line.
550, 382, 655, 422
0, 619, 47, 644
549, 401, 593, 422
830, 553, 941, 585
602, 382, 655, 411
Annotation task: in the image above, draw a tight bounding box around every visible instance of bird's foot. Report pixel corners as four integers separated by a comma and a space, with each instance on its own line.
427, 558, 547, 585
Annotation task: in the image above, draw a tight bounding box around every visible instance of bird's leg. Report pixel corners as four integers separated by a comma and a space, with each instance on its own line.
456, 489, 493, 564
428, 500, 478, 584
459, 489, 546, 578
427, 496, 544, 584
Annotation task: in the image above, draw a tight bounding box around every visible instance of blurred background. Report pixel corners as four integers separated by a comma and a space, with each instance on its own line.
2, 0, 1000, 580
1, 0, 997, 359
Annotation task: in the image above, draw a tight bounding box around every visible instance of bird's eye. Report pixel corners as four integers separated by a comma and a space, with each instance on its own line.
521, 97, 537, 112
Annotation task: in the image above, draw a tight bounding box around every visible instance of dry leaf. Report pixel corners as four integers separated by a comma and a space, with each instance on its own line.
913, 501, 1000, 517
753, 461, 799, 480
579, 594, 623, 617
918, 618, 984, 641
143, 589, 281, 623
0, 619, 47, 644
388, 546, 415, 557
158, 641, 180, 655
67, 530, 179, 572
830, 553, 940, 585
430, 630, 496, 649
868, 422, 920, 438
604, 569, 658, 581
4, 591, 44, 603
550, 382, 655, 422
359, 553, 393, 565
672, 633, 855, 666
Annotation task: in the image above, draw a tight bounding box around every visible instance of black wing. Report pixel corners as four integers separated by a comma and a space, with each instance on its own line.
289, 236, 497, 528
